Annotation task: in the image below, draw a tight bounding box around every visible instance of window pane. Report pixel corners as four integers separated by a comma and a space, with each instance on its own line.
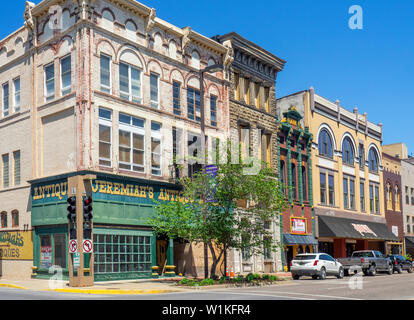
119, 63, 129, 97
14, 78, 20, 109
99, 125, 111, 143
131, 68, 141, 102
150, 73, 159, 107
3, 154, 9, 188
119, 114, 131, 125
100, 55, 111, 92
99, 108, 112, 120
61, 56, 71, 93
14, 151, 20, 186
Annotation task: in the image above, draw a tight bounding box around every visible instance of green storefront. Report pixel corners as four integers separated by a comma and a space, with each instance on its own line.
30, 171, 182, 281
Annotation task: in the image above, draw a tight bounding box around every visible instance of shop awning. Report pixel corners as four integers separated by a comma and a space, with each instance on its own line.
318, 215, 399, 241
405, 237, 414, 247
283, 233, 318, 246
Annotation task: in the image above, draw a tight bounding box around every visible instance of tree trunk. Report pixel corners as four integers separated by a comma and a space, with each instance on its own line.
204, 242, 209, 279
208, 242, 224, 279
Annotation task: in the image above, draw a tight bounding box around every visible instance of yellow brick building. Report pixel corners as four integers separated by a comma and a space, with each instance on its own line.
277, 88, 399, 258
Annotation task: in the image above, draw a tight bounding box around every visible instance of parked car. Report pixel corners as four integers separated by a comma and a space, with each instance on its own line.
337, 250, 393, 276
387, 255, 414, 274
290, 253, 344, 280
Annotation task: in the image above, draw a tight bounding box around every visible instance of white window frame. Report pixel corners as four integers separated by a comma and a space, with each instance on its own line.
119, 62, 142, 104
60, 55, 72, 96
100, 54, 112, 94
98, 108, 113, 168
150, 73, 159, 109
13, 150, 20, 186
151, 122, 162, 176
2, 82, 9, 117
44, 62, 55, 102
13, 77, 20, 112
118, 113, 146, 173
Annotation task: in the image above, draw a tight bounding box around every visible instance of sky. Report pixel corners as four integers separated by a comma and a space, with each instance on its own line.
5, 0, 414, 154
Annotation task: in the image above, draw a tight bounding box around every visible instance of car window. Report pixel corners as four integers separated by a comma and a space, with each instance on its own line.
352, 251, 374, 258
326, 255, 336, 262
293, 255, 316, 261
319, 255, 327, 261
374, 251, 383, 258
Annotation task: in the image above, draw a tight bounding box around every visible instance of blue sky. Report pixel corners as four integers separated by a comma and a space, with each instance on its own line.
7, 1, 414, 153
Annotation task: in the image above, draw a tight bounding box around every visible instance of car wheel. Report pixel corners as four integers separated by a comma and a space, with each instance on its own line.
337, 267, 344, 279
408, 266, 413, 274
397, 265, 403, 274
368, 264, 376, 276
387, 264, 393, 275
319, 267, 326, 280
293, 274, 300, 280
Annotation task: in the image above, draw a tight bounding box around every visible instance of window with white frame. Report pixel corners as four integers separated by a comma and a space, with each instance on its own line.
100, 54, 111, 94
150, 73, 159, 109
119, 62, 142, 103
45, 63, 55, 101
60, 55, 72, 96
13, 151, 20, 186
2, 82, 9, 117
210, 95, 217, 127
119, 113, 145, 172
99, 108, 112, 167
13, 78, 20, 112
151, 122, 162, 176
2, 154, 9, 188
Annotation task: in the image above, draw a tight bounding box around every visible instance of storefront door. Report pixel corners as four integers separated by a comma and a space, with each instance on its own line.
157, 240, 168, 273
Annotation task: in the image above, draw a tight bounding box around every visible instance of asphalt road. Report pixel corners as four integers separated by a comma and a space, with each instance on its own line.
1, 272, 414, 300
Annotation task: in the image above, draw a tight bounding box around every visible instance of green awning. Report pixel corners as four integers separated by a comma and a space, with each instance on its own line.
283, 233, 318, 245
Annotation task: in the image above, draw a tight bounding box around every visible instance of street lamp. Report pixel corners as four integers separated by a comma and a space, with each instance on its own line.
199, 63, 224, 279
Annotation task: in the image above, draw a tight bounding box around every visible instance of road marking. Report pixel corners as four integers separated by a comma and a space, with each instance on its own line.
257, 290, 363, 300
200, 291, 315, 300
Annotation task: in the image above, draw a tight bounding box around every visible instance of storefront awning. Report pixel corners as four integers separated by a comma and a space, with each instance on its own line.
318, 215, 399, 241
405, 237, 414, 247
283, 234, 318, 246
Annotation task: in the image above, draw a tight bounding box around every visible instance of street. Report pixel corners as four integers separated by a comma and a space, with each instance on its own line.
1, 272, 414, 300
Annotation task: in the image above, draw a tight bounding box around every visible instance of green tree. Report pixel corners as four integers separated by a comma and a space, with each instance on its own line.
148, 145, 287, 279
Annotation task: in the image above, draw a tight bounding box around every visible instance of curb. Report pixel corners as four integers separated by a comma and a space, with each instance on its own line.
48, 288, 180, 295
0, 284, 28, 290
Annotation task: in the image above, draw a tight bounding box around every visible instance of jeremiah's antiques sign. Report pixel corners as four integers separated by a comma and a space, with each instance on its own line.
0, 231, 33, 260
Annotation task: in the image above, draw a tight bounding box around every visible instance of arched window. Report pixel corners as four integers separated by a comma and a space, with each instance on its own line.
318, 129, 333, 158
342, 137, 354, 165
1, 212, 7, 229
386, 182, 393, 210
395, 184, 401, 211
191, 51, 200, 69
368, 148, 379, 173
11, 210, 19, 228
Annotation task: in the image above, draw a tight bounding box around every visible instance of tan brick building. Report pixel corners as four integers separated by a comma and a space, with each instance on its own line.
0, 0, 232, 280
214, 32, 286, 274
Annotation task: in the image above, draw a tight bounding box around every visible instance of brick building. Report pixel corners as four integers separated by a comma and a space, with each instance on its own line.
214, 32, 286, 274
0, 0, 232, 280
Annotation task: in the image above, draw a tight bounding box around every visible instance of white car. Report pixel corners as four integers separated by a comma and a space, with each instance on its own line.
291, 253, 345, 280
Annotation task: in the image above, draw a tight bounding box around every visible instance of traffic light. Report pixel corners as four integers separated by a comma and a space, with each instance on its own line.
67, 196, 77, 221
83, 196, 93, 222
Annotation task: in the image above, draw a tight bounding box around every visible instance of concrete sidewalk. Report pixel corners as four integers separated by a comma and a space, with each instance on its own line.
0, 273, 292, 295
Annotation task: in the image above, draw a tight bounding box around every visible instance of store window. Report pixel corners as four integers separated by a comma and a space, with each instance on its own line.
40, 235, 52, 270
93, 234, 152, 275
54, 234, 66, 269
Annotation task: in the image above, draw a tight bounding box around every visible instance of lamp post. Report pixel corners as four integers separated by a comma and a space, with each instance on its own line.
199, 64, 223, 279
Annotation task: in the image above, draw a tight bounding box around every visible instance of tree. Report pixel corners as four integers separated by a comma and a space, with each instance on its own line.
148, 145, 287, 279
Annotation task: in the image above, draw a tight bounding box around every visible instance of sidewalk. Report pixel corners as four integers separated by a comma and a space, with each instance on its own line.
0, 273, 292, 295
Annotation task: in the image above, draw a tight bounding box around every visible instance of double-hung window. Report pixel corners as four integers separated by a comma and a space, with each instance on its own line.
343, 178, 349, 209
173, 81, 181, 115
320, 172, 327, 204
187, 87, 201, 122
210, 95, 217, 127
13, 78, 20, 112
2, 82, 9, 117
99, 108, 112, 167
2, 154, 9, 188
119, 62, 142, 103
151, 122, 162, 176
369, 182, 380, 213
328, 174, 335, 206
60, 55, 72, 96
13, 151, 20, 186
45, 63, 55, 101
360, 180, 365, 211
150, 73, 159, 109
119, 113, 145, 172
100, 54, 111, 94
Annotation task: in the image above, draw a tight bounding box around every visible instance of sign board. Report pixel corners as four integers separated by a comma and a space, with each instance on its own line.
73, 252, 80, 270
0, 231, 33, 260
82, 239, 93, 253
205, 165, 218, 203
392, 226, 399, 237
41, 246, 52, 269
69, 240, 78, 253
291, 217, 307, 235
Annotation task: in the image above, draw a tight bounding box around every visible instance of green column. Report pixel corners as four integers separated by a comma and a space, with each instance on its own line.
287, 130, 292, 208
277, 128, 285, 268
165, 239, 176, 277
297, 132, 303, 206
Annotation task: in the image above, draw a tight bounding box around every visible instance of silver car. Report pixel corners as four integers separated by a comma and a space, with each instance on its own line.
291, 253, 345, 280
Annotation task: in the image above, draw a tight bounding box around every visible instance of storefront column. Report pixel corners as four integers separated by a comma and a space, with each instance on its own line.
356, 240, 368, 251
333, 239, 346, 258
165, 239, 176, 277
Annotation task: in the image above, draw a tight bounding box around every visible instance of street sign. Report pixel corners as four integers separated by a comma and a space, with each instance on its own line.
73, 252, 80, 270
205, 165, 218, 203
82, 239, 93, 253
69, 240, 78, 253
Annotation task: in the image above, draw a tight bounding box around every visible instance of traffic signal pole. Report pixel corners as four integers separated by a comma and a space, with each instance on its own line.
67, 174, 96, 287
